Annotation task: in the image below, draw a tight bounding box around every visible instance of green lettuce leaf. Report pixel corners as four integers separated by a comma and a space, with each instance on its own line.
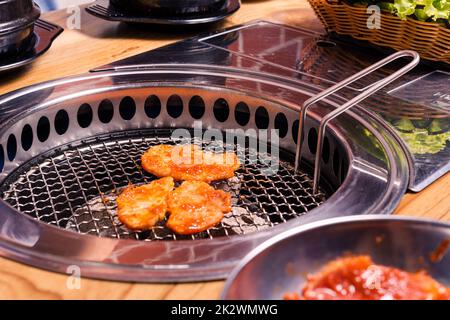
380, 2, 397, 13
394, 0, 417, 19
414, 8, 430, 20
423, 0, 450, 20
348, 0, 450, 23
398, 129, 450, 154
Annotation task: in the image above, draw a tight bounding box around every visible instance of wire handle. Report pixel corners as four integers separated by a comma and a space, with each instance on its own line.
294, 50, 420, 194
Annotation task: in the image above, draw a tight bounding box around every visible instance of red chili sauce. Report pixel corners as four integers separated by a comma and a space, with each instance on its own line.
284, 256, 450, 300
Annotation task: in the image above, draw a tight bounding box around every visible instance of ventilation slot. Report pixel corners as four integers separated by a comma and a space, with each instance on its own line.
119, 96, 136, 121
274, 113, 288, 138
55, 110, 69, 135
167, 95, 183, 118
21, 124, 33, 151
7, 135, 16, 161
189, 95, 205, 119
98, 99, 114, 124
213, 98, 229, 122
77, 104, 93, 128
37, 116, 50, 142
235, 102, 250, 126
145, 95, 161, 119
255, 106, 269, 129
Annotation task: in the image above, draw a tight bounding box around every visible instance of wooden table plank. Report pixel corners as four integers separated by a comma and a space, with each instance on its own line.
0, 0, 448, 300
394, 174, 450, 220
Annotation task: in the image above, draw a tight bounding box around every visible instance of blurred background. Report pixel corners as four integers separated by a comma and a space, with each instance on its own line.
35, 0, 92, 11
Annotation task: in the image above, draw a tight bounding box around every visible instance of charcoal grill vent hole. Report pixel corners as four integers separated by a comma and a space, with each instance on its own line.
235, 102, 250, 126
333, 149, 340, 177
77, 104, 93, 128
21, 124, 33, 151
189, 95, 205, 119
213, 98, 229, 122
7, 134, 16, 161
322, 137, 330, 164
98, 99, 114, 123
167, 95, 183, 118
274, 113, 288, 138
37, 116, 50, 142
119, 96, 136, 121
0, 145, 3, 172
292, 120, 299, 144
308, 128, 318, 154
255, 106, 269, 129
55, 110, 69, 135
144, 95, 161, 119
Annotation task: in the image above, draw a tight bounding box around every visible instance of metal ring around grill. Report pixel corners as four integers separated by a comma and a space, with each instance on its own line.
0, 66, 409, 282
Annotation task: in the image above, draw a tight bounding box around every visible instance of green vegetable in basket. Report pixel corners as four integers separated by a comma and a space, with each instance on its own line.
422, 0, 450, 20
343, 0, 450, 25
389, 117, 450, 154
392, 118, 416, 132
394, 0, 417, 19
399, 128, 450, 154
414, 8, 430, 20
412, 119, 433, 128
429, 118, 450, 134
380, 2, 397, 13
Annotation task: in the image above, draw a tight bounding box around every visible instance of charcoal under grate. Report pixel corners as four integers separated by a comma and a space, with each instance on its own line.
0, 128, 328, 241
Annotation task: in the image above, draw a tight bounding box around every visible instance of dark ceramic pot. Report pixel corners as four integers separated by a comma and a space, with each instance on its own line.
110, 0, 227, 15
0, 0, 40, 58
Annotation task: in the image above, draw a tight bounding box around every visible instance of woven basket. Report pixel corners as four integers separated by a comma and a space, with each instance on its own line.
308, 0, 450, 63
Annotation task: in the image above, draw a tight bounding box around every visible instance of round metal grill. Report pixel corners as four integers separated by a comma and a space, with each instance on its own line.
0, 128, 328, 241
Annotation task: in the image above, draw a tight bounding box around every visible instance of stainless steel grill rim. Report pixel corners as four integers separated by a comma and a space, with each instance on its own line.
0, 66, 410, 282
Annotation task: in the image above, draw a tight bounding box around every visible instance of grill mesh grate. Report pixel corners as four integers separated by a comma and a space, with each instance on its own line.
0, 129, 328, 241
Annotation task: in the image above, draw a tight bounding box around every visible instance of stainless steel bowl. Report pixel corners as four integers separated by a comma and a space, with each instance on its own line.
0, 0, 40, 57
222, 216, 450, 299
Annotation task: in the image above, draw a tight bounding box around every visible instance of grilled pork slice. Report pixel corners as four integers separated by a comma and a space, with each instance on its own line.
166, 181, 231, 235
117, 177, 174, 230
141, 144, 240, 183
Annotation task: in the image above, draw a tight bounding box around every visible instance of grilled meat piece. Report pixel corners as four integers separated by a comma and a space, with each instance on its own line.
141, 144, 240, 182
166, 180, 231, 235
117, 177, 174, 230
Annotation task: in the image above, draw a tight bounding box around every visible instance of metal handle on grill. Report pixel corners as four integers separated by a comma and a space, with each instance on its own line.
294, 50, 420, 194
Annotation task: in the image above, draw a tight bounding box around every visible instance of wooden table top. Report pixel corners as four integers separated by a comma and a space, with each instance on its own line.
0, 0, 448, 300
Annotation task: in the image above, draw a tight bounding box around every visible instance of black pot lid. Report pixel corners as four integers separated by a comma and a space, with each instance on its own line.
0, 19, 63, 73
86, 0, 240, 25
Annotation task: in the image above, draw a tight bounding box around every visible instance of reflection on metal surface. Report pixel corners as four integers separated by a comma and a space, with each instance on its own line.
0, 201, 39, 248
389, 71, 450, 114
200, 22, 384, 91
352, 159, 388, 183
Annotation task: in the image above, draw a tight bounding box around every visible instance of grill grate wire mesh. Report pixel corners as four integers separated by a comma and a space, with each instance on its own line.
0, 129, 328, 241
